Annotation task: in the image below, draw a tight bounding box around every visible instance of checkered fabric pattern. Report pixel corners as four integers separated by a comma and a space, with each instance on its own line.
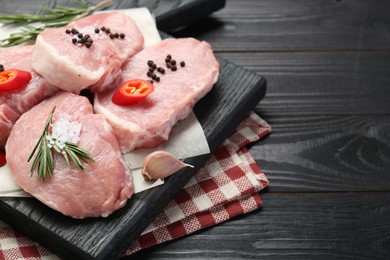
124, 111, 271, 255
0, 112, 271, 259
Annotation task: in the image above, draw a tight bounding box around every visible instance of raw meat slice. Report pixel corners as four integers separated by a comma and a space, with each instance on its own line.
0, 105, 20, 147
5, 92, 133, 218
32, 11, 144, 94
94, 38, 219, 152
0, 45, 58, 148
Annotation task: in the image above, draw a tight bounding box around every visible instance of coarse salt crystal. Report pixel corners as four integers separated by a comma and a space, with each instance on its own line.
48, 114, 82, 150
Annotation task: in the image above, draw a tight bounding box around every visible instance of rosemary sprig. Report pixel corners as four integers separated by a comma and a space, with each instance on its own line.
0, 0, 112, 47
27, 107, 95, 180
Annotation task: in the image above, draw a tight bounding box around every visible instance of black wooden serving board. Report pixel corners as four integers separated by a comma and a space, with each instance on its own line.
0, 57, 266, 259
0, 1, 266, 259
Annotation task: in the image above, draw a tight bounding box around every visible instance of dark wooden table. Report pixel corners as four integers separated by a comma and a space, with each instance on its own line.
127, 0, 390, 259
2, 0, 389, 259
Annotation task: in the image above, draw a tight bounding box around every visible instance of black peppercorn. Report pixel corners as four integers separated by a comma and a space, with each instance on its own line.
148, 80, 154, 84
120, 33, 125, 39
147, 71, 153, 77
157, 67, 165, 74
109, 34, 115, 39
72, 38, 77, 44
147, 60, 154, 67
65, 29, 71, 34
95, 28, 100, 33
86, 42, 92, 48
171, 66, 177, 71
0, 64, 4, 72
180, 61, 185, 67
71, 28, 78, 34
170, 60, 176, 66
100, 26, 106, 32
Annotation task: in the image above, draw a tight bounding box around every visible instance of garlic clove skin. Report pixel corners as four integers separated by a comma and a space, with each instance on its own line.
141, 151, 194, 181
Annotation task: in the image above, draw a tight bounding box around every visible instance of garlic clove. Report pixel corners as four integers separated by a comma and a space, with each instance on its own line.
141, 151, 194, 181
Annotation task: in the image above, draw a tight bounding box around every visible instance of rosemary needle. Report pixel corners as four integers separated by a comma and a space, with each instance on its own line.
0, 0, 112, 47
28, 107, 95, 180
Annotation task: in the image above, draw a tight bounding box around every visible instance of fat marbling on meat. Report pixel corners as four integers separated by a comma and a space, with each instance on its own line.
6, 92, 133, 218
31, 11, 144, 94
0, 45, 58, 148
94, 38, 219, 152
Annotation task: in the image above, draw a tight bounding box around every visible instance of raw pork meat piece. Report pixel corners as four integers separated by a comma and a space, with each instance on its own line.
94, 38, 219, 152
32, 11, 144, 94
0, 45, 58, 148
6, 92, 133, 218
0, 105, 20, 148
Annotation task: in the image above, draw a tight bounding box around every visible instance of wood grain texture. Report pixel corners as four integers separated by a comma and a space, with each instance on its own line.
249, 115, 390, 192
218, 51, 390, 116
2, 0, 390, 259
172, 0, 390, 52
125, 193, 390, 259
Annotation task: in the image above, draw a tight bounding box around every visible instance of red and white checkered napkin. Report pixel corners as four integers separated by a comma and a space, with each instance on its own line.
0, 112, 271, 259
124, 112, 271, 255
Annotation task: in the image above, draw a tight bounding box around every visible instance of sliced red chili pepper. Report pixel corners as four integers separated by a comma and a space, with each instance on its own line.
0, 69, 32, 92
0, 150, 6, 167
112, 79, 154, 106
